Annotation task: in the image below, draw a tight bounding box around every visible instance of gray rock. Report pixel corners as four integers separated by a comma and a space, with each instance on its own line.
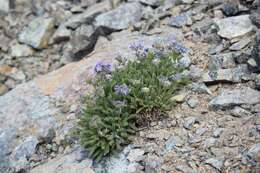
247, 143, 260, 161
209, 87, 260, 109
256, 125, 260, 131
0, 128, 16, 172
10, 136, 38, 172
208, 53, 237, 70
10, 43, 34, 57
189, 82, 212, 95
19, 17, 55, 49
95, 2, 143, 30
230, 106, 251, 117
187, 98, 198, 108
208, 41, 229, 55
250, 12, 260, 28
68, 33, 98, 60
221, 3, 239, 16
234, 52, 249, 64
165, 135, 184, 152
215, 15, 254, 39
0, 0, 11, 15
208, 54, 223, 70
249, 127, 258, 137
205, 158, 223, 171
94, 145, 142, 173
52, 25, 71, 43
183, 117, 199, 130
202, 65, 251, 84
248, 58, 258, 69
168, 13, 191, 28
0, 81, 59, 171
188, 65, 203, 81
253, 0, 260, 8
229, 38, 251, 51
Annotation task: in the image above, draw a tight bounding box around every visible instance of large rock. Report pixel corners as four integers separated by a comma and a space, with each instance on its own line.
215, 15, 254, 39
202, 65, 251, 84
95, 2, 143, 30
209, 87, 260, 109
18, 17, 55, 49
208, 52, 237, 70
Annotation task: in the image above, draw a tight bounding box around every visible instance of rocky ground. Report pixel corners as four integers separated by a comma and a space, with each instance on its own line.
0, 0, 260, 172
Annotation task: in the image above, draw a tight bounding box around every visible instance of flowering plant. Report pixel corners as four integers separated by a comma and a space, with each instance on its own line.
76, 39, 190, 160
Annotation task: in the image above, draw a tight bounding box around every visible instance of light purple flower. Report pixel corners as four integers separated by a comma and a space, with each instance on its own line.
114, 84, 130, 96
94, 62, 112, 73
165, 37, 188, 54
129, 41, 150, 58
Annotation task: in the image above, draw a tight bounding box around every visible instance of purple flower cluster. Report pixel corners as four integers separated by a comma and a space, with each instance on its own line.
129, 37, 188, 59
129, 41, 145, 51
129, 41, 149, 58
166, 39, 188, 54
94, 62, 112, 74
114, 84, 130, 96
